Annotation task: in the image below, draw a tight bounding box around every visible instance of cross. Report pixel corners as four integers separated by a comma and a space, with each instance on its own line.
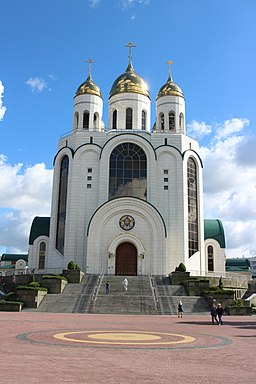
86, 58, 95, 77
125, 42, 136, 64
166, 60, 174, 80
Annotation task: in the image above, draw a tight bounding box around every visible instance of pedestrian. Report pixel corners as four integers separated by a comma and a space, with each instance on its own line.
122, 278, 128, 291
216, 303, 224, 325
105, 281, 110, 294
210, 303, 218, 324
178, 300, 183, 318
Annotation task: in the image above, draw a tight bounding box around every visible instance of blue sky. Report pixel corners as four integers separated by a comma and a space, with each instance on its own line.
0, 0, 256, 259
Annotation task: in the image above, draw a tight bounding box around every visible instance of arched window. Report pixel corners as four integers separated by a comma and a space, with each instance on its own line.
93, 112, 98, 130
112, 110, 117, 129
74, 112, 79, 130
169, 111, 175, 131
179, 112, 184, 132
160, 113, 164, 131
38, 241, 46, 269
56, 155, 69, 254
208, 245, 214, 271
109, 143, 147, 200
141, 110, 146, 130
187, 157, 198, 257
83, 111, 89, 130
126, 108, 133, 129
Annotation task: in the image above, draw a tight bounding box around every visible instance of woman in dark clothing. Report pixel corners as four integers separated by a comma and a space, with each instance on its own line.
216, 303, 224, 325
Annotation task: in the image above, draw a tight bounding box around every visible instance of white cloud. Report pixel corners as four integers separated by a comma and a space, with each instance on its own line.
0, 155, 53, 253
195, 117, 256, 258
187, 120, 212, 140
26, 77, 48, 92
0, 81, 7, 121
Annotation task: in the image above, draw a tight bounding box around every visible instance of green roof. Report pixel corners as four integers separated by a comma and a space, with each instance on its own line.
226, 258, 250, 267
204, 219, 226, 248
29, 216, 50, 245
1, 254, 28, 262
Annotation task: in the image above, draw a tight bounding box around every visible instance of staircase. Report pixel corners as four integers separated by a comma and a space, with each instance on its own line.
154, 276, 210, 315
22, 274, 211, 315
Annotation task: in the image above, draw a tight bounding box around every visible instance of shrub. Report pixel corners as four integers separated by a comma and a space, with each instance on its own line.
0, 299, 23, 305
175, 263, 186, 272
42, 274, 67, 281
3, 292, 16, 301
17, 285, 48, 292
233, 298, 244, 307
67, 260, 80, 270
202, 287, 235, 295
218, 277, 224, 289
29, 281, 41, 288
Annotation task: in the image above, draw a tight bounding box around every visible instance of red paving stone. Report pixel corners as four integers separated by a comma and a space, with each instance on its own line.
0, 312, 255, 383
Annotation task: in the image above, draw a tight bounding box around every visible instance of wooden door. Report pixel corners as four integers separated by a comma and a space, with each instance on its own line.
115, 242, 137, 276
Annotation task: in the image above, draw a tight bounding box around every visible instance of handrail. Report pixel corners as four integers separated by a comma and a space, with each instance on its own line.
91, 269, 104, 303
149, 274, 159, 311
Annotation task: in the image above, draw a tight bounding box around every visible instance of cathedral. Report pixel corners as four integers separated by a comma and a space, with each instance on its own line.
28, 44, 226, 277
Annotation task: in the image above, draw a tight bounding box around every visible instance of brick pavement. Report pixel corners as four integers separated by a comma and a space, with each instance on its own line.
0, 312, 255, 383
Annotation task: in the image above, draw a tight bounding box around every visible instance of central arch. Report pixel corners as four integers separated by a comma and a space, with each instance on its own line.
115, 242, 137, 276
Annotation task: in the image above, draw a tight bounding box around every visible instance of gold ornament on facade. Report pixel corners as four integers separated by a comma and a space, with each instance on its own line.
75, 58, 102, 98
157, 59, 184, 99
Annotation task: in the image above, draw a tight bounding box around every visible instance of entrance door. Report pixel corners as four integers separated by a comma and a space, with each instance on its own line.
115, 242, 137, 276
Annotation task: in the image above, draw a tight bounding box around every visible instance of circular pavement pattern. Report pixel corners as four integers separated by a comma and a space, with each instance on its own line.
16, 329, 232, 350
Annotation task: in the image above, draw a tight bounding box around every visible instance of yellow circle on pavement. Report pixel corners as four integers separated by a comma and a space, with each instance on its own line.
88, 332, 161, 341
54, 331, 195, 345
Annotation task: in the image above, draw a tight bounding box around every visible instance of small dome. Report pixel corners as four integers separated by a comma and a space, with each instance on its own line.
109, 62, 150, 99
75, 74, 102, 98
157, 75, 184, 99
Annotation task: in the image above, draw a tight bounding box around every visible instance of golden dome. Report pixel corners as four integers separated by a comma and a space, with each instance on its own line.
109, 62, 150, 99
157, 74, 184, 99
75, 74, 102, 98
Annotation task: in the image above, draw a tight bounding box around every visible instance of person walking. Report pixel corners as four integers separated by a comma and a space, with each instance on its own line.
216, 303, 224, 325
210, 303, 218, 324
178, 301, 183, 318
122, 278, 128, 291
105, 281, 110, 294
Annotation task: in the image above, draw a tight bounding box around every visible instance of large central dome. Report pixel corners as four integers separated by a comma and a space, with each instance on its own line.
109, 62, 150, 99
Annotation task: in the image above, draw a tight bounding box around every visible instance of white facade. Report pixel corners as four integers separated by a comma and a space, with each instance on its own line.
28, 54, 226, 276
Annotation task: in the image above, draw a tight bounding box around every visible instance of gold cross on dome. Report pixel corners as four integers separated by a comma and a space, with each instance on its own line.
166, 59, 174, 80
86, 58, 95, 77
125, 42, 136, 64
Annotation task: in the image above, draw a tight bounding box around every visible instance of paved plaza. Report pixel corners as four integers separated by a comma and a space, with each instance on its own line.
0, 312, 255, 383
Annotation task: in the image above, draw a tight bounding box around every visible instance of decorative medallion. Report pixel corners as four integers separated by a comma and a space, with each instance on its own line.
119, 215, 135, 231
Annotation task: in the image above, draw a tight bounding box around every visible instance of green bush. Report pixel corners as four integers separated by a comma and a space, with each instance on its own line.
67, 260, 80, 270
233, 298, 244, 307
42, 274, 67, 281
218, 277, 224, 289
17, 285, 48, 292
202, 287, 235, 295
175, 263, 186, 272
0, 299, 23, 305
29, 281, 41, 288
3, 292, 16, 301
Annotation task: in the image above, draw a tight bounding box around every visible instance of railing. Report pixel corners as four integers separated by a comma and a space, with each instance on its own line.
91, 269, 104, 303
148, 274, 159, 311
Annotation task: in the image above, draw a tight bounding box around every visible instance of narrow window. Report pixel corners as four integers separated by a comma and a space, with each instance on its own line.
164, 170, 168, 175
169, 111, 175, 131
88, 168, 92, 173
87, 184, 91, 189
141, 110, 146, 130
208, 245, 214, 272
56, 155, 69, 254
164, 177, 168, 182
164, 185, 168, 190
126, 108, 132, 129
160, 113, 164, 130
74, 112, 79, 130
112, 110, 117, 129
38, 241, 46, 269
83, 111, 89, 130
179, 112, 184, 132
93, 112, 98, 130
187, 157, 198, 258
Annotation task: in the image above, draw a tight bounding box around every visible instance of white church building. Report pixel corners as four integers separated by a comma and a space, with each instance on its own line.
28, 45, 226, 277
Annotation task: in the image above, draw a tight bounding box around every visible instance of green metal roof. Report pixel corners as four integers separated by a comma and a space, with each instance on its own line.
204, 219, 226, 248
1, 254, 28, 262
226, 258, 250, 267
29, 216, 50, 245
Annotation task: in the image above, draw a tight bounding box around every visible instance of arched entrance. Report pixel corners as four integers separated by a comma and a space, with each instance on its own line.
115, 242, 137, 276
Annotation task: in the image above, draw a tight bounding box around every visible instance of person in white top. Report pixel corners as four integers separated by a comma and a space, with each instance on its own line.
122, 278, 128, 291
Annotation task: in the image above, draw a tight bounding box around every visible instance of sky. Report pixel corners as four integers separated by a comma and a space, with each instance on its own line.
0, 0, 256, 260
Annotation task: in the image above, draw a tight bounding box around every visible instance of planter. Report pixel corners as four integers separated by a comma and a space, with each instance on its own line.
226, 306, 252, 316
41, 278, 68, 294
169, 271, 190, 285
62, 269, 84, 283
0, 301, 23, 312
16, 288, 47, 308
